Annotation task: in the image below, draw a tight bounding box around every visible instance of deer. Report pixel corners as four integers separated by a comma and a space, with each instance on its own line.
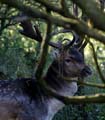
0, 20, 92, 120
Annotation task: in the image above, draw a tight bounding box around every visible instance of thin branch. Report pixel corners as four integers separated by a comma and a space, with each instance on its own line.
35, 0, 76, 19
70, 0, 105, 31
35, 14, 52, 81
41, 80, 105, 104
60, 0, 71, 17
78, 80, 105, 88
49, 66, 105, 89
87, 38, 105, 83
34, 0, 63, 15
67, 78, 105, 89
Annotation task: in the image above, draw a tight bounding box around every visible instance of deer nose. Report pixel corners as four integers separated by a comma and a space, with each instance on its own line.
81, 66, 92, 77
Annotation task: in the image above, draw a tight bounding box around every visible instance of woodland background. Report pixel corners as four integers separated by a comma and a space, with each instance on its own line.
0, 0, 105, 120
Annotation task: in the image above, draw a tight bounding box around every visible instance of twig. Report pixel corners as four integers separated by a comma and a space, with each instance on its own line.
60, 76, 105, 89
87, 38, 105, 83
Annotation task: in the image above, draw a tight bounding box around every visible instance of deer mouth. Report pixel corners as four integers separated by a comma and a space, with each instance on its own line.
81, 66, 92, 77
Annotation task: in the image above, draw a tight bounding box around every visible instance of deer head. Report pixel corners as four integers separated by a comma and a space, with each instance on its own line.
19, 20, 92, 80
49, 31, 91, 78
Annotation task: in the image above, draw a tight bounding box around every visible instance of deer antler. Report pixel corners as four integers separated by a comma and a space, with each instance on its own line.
19, 20, 79, 49
63, 31, 88, 51
19, 20, 61, 49
63, 31, 79, 50
19, 20, 42, 42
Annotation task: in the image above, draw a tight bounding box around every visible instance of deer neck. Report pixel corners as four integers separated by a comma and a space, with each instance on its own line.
45, 61, 78, 97
43, 61, 78, 120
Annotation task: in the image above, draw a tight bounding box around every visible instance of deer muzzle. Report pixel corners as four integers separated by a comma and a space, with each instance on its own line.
81, 65, 92, 77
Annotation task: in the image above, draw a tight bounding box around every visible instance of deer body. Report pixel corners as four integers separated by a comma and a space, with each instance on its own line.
0, 79, 76, 120
0, 48, 91, 120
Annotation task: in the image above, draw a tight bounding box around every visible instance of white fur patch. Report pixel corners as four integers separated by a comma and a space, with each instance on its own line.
46, 98, 64, 120
45, 81, 78, 120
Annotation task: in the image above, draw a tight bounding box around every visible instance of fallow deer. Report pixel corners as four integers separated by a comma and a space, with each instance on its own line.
0, 20, 92, 120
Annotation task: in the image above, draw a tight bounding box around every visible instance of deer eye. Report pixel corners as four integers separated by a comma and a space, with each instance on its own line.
65, 59, 71, 63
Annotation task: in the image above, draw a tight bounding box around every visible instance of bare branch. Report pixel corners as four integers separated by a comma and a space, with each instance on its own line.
41, 80, 105, 104
87, 38, 105, 83
70, 0, 105, 31
60, 0, 71, 17
63, 77, 105, 89
0, 0, 105, 44
35, 16, 52, 81
34, 0, 63, 15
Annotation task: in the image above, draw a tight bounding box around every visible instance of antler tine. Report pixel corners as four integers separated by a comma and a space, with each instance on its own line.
19, 20, 42, 42
19, 20, 60, 49
49, 41, 61, 49
78, 39, 88, 51
73, 35, 88, 51
65, 31, 88, 51
72, 31, 79, 43
63, 31, 79, 50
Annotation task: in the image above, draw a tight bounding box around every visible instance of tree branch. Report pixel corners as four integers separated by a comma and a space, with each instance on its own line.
70, 0, 105, 31
35, 16, 52, 81
60, 0, 71, 17
62, 76, 105, 89
41, 80, 105, 104
0, 0, 105, 45
88, 38, 105, 83
34, 0, 63, 15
